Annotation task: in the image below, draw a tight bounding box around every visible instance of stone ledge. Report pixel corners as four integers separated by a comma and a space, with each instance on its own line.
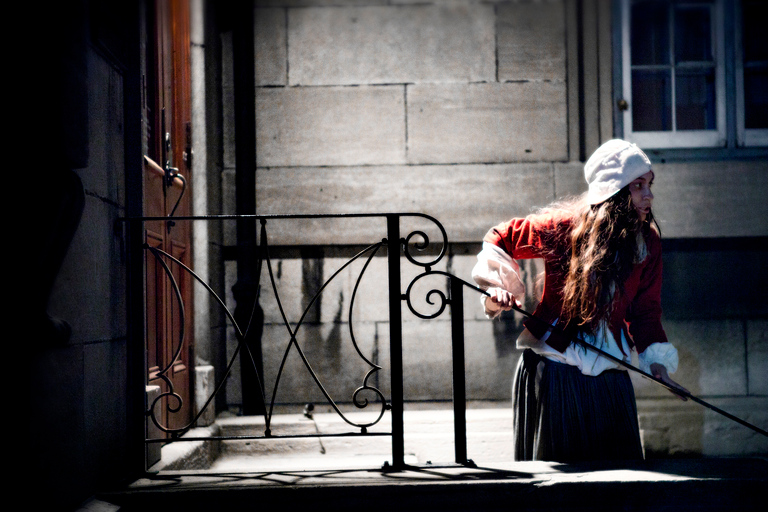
148, 424, 222, 472
637, 396, 768, 457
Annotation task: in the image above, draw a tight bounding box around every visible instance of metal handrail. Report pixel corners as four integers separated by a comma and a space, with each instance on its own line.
123, 212, 478, 469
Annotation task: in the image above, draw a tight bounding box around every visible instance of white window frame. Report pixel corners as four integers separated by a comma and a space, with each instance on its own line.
735, 1, 768, 147
621, 0, 727, 149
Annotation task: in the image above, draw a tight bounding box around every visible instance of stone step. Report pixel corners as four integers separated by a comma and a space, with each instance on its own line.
104, 458, 768, 512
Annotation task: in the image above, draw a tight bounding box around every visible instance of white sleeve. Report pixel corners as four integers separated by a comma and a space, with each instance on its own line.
638, 342, 679, 374
471, 242, 526, 319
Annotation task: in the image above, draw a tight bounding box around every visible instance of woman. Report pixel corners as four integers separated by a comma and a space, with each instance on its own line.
472, 139, 688, 462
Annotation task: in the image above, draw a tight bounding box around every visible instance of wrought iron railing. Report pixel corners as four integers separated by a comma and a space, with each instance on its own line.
127, 213, 485, 470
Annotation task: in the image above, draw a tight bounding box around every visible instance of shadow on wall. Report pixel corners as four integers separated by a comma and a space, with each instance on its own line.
638, 237, 768, 457
661, 238, 768, 320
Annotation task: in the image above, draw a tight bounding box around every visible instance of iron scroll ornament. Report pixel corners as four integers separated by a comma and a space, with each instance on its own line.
144, 244, 261, 437
263, 213, 449, 432
143, 238, 390, 436
145, 245, 186, 432
398, 219, 452, 319
403, 271, 471, 320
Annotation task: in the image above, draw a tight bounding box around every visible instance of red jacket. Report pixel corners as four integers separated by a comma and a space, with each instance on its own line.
483, 212, 668, 354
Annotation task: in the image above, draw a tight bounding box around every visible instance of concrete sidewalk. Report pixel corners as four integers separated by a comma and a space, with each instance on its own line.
212, 406, 517, 471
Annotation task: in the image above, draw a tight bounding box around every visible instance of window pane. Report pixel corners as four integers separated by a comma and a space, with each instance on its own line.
632, 69, 672, 131
676, 69, 716, 130
675, 6, 712, 63
631, 1, 669, 65
744, 68, 768, 129
742, 0, 768, 131
742, 0, 768, 62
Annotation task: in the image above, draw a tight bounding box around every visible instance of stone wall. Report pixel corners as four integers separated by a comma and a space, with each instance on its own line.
217, 0, 768, 457
40, 45, 130, 507
228, 0, 572, 243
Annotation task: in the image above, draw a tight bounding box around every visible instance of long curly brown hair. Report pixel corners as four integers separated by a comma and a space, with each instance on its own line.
542, 187, 654, 332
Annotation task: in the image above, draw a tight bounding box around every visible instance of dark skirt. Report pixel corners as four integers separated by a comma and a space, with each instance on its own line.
513, 349, 644, 462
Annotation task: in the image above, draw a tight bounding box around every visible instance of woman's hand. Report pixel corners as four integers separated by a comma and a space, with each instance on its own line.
487, 287, 521, 312
649, 363, 690, 401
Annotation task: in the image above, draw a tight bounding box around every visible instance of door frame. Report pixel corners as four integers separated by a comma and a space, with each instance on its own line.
143, 0, 195, 440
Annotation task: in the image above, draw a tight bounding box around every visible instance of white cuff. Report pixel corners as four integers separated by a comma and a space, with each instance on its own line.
471, 243, 525, 294
638, 342, 679, 374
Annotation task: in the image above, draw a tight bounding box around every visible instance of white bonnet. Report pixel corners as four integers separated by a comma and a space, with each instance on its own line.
584, 139, 652, 205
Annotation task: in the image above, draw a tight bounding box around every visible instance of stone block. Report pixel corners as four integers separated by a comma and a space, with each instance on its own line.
632, 319, 747, 398
146, 386, 162, 466
273, 250, 457, 326
255, 8, 287, 85
287, 4, 494, 85
252, 293, 520, 406
259, 257, 318, 324
352, 254, 407, 324
406, 82, 568, 164
256, 86, 406, 167
221, 31, 235, 169
80, 49, 125, 204
311, 254, 350, 325
652, 160, 768, 238
748, 320, 768, 395
554, 161, 587, 199
49, 198, 126, 343
638, 399, 705, 457
400, 319, 454, 401
236, 248, 463, 327
370, 257, 404, 324
700, 397, 768, 456
84, 341, 129, 478
85, 340, 127, 413
260, 322, 390, 407
29, 345, 88, 502
497, 0, 566, 81
195, 365, 216, 427
395, 316, 520, 402
463, 319, 520, 401
255, 163, 556, 244
192, 228, 212, 362
48, 49, 127, 345
640, 396, 768, 457
660, 242, 768, 320
220, 170, 236, 246
258, 253, 370, 326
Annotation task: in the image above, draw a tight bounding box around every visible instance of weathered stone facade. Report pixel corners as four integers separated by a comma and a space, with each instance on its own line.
216, 0, 767, 457
31, 3, 768, 508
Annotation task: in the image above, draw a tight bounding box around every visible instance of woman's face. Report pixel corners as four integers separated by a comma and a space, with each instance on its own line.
630, 171, 654, 221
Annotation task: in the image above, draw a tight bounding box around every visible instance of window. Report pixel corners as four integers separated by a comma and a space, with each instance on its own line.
620, 0, 767, 149
736, 0, 768, 146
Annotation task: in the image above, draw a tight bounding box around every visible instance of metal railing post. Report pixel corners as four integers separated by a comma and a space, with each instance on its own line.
386, 215, 405, 469
450, 277, 468, 465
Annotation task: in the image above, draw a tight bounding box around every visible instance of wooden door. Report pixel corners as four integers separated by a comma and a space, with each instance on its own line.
144, 0, 193, 433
